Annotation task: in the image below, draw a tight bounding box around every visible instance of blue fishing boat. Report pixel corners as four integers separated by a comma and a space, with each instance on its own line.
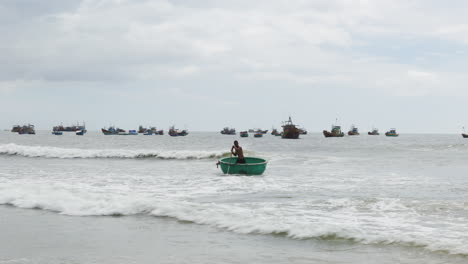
348, 125, 360, 136
52, 131, 63, 135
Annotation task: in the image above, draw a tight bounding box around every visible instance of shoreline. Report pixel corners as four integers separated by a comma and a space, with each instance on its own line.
1, 205, 467, 264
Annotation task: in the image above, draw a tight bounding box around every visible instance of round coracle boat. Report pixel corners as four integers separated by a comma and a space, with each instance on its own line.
218, 157, 267, 175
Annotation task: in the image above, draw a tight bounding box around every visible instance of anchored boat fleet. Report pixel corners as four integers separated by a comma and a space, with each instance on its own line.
9, 117, 403, 138
9, 118, 468, 176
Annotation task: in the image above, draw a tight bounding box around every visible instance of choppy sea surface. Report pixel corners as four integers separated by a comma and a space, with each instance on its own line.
0, 131, 467, 263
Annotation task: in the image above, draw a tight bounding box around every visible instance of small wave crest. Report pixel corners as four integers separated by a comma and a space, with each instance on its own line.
0, 143, 226, 160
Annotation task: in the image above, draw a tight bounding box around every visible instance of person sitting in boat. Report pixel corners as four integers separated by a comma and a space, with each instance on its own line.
231, 140, 246, 164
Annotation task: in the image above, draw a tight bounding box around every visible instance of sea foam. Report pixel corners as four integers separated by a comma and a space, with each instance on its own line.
0, 143, 226, 160
0, 183, 467, 256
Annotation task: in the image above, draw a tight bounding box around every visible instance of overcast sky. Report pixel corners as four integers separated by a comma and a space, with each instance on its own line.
1, 0, 468, 133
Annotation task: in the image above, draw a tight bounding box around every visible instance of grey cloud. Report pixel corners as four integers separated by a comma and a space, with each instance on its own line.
2, 0, 468, 131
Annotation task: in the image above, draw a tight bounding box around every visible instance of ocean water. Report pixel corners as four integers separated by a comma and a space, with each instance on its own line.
1, 131, 467, 263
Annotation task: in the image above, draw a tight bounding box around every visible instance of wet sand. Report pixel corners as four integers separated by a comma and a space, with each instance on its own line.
1, 205, 466, 264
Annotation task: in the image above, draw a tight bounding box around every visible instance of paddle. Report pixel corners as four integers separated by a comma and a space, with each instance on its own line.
227, 148, 233, 174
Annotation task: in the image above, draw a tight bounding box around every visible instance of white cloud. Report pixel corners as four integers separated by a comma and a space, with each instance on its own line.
1, 0, 468, 92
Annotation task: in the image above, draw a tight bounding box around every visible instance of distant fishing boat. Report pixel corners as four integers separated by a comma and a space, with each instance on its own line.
169, 127, 178, 136
139, 126, 162, 134
148, 127, 163, 135
138, 125, 147, 134
221, 127, 236, 135
53, 122, 86, 132
323, 122, 344, 138
385, 128, 399, 137
52, 131, 63, 135
240, 131, 248, 137
254, 132, 263, 138
148, 127, 158, 135
11, 125, 21, 133
281, 116, 300, 139
298, 128, 308, 135
368, 128, 379, 135
13, 124, 35, 135
271, 128, 280, 136
169, 126, 188, 137
254, 129, 268, 134
128, 130, 138, 135
101, 127, 116, 135
102, 126, 125, 135
143, 130, 154, 135
348, 125, 360, 136
76, 130, 86, 136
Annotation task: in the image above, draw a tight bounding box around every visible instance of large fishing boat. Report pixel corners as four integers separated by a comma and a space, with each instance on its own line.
385, 128, 399, 137
53, 122, 86, 132
221, 127, 236, 135
12, 124, 35, 134
169, 126, 188, 137
368, 128, 380, 135
281, 116, 300, 139
323, 124, 344, 137
348, 125, 360, 136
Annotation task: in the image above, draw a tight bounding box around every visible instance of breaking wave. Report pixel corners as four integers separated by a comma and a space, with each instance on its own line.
0, 184, 467, 256
0, 143, 226, 160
